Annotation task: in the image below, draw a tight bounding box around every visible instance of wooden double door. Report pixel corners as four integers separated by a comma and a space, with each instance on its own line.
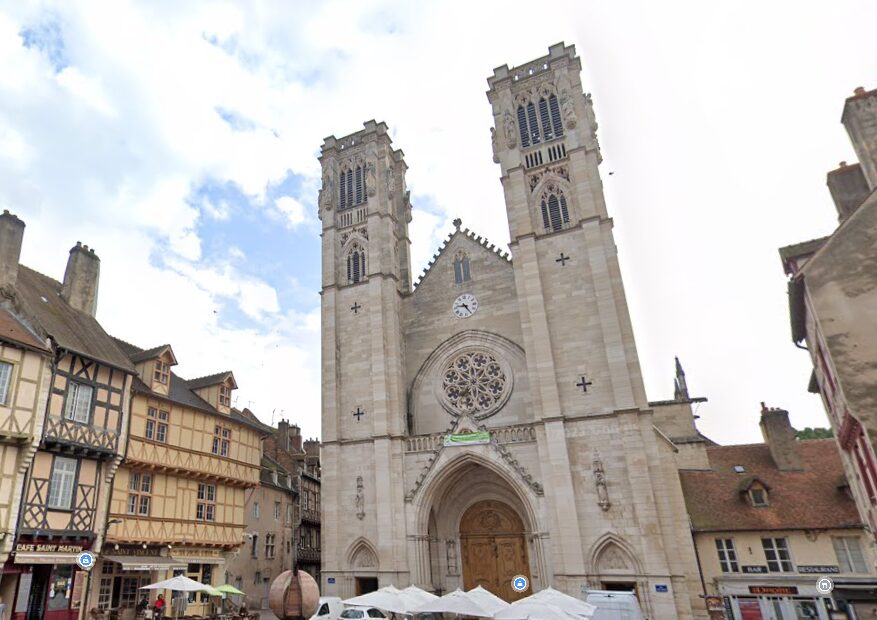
460, 500, 531, 602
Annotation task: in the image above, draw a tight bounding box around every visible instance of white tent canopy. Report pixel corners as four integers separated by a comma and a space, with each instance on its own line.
343, 587, 410, 613
140, 575, 210, 592
493, 601, 581, 620
401, 585, 439, 606
524, 587, 596, 617
412, 589, 493, 617
465, 586, 510, 615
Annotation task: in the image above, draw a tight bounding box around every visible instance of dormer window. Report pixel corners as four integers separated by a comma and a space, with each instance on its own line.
219, 384, 231, 407
749, 487, 769, 507
154, 360, 170, 385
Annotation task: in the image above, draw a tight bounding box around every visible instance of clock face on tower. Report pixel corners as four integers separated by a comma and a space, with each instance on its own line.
452, 293, 479, 319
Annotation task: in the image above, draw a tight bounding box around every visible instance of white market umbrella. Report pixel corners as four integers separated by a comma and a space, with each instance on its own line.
413, 589, 493, 617
524, 588, 595, 617
140, 575, 210, 592
401, 586, 439, 606
494, 601, 580, 620
344, 587, 410, 614
466, 586, 510, 614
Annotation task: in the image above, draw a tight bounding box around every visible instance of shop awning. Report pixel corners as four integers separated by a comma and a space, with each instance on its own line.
171, 555, 225, 565
14, 552, 80, 565
104, 556, 188, 571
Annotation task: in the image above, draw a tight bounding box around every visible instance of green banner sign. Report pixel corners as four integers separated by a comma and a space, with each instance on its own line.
444, 431, 490, 446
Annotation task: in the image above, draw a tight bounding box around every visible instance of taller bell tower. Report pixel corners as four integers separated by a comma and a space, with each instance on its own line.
318, 121, 412, 590
487, 42, 648, 421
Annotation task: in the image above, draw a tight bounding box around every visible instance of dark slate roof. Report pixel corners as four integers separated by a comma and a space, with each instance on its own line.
0, 307, 49, 353
680, 440, 861, 532
13, 266, 134, 371
129, 344, 173, 363
113, 338, 266, 433
188, 371, 236, 390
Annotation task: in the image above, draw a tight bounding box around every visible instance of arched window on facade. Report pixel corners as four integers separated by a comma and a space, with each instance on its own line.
540, 186, 570, 232
518, 93, 563, 149
346, 242, 367, 284
548, 94, 563, 138
339, 166, 367, 211
453, 252, 471, 284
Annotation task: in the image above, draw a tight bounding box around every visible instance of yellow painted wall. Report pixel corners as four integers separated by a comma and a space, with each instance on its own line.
0, 342, 50, 557
696, 529, 877, 589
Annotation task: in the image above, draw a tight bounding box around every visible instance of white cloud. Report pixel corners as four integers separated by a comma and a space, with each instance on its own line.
0, 0, 874, 443
274, 195, 306, 228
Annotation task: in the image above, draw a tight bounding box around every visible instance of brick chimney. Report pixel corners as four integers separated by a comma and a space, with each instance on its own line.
303, 438, 320, 458
759, 402, 802, 471
61, 242, 100, 316
0, 210, 25, 292
842, 86, 877, 190
277, 419, 290, 451
827, 161, 871, 221
289, 423, 303, 452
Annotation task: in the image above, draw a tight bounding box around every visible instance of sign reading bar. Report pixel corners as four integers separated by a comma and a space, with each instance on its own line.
749, 586, 799, 596
798, 565, 840, 574
742, 565, 769, 574
15, 543, 83, 553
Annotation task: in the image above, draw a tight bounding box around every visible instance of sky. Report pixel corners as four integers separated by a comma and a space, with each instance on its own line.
0, 0, 874, 444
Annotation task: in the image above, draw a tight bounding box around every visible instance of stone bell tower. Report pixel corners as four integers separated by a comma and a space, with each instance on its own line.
318, 120, 412, 592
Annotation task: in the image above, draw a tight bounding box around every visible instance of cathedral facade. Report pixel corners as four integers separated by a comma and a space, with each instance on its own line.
318, 43, 705, 619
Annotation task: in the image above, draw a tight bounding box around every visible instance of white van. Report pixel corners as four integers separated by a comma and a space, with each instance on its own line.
310, 596, 345, 620
585, 590, 645, 620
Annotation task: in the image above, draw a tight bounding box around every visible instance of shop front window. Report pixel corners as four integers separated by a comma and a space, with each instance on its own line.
47, 565, 74, 611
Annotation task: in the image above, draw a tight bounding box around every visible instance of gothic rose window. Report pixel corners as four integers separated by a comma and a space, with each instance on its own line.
439, 350, 511, 419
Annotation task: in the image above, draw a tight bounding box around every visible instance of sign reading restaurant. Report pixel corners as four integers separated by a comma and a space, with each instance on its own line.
749, 586, 799, 596
798, 565, 840, 574
15, 543, 84, 553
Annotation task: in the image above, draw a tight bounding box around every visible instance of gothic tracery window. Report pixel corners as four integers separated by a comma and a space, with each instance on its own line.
453, 252, 471, 284
540, 184, 570, 232
346, 242, 367, 284
517, 92, 564, 149
439, 350, 510, 419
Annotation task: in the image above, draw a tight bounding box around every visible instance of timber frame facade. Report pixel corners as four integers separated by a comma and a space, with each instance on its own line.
0, 211, 137, 620
93, 339, 264, 616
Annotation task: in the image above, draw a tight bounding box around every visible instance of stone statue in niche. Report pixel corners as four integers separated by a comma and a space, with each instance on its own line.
446, 539, 458, 575
366, 162, 377, 197
386, 167, 396, 198
561, 92, 577, 129
593, 451, 611, 511
490, 127, 500, 163
320, 159, 336, 211
503, 110, 517, 149
583, 92, 600, 152
355, 476, 365, 520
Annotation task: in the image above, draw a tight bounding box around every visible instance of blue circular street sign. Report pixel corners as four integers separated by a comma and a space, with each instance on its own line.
512, 575, 529, 593
77, 551, 95, 570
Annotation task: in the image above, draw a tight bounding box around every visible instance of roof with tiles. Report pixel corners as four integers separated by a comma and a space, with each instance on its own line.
413, 219, 512, 290
112, 337, 265, 433
11, 266, 134, 371
679, 439, 861, 532
0, 307, 49, 352
187, 371, 236, 390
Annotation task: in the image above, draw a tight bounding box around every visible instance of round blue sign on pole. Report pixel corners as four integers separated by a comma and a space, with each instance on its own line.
76, 551, 95, 571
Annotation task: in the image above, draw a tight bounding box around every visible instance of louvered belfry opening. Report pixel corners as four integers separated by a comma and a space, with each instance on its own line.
339, 166, 367, 211
346, 244, 366, 284
540, 193, 570, 232
517, 93, 563, 153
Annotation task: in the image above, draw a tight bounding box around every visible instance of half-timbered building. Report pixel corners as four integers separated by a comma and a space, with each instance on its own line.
0, 211, 136, 620
94, 340, 264, 616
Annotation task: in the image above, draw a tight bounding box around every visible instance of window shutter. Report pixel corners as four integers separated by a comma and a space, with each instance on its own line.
347, 255, 352, 283
833, 537, 851, 572
0, 362, 10, 405
548, 195, 562, 231
526, 102, 541, 144
560, 195, 570, 224
549, 94, 563, 137
346, 169, 353, 208
453, 259, 462, 284
355, 167, 363, 204
462, 257, 470, 282
541, 200, 551, 230
539, 98, 553, 140
849, 538, 867, 573
339, 171, 347, 209
517, 107, 530, 148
